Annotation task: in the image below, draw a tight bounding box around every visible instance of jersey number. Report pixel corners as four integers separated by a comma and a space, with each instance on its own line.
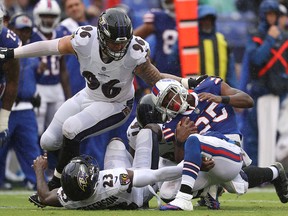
195, 103, 228, 134
80, 27, 147, 98
103, 174, 114, 188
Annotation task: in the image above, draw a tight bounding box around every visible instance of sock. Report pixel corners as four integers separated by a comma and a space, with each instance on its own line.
243, 165, 273, 188
269, 166, 279, 181
55, 136, 80, 174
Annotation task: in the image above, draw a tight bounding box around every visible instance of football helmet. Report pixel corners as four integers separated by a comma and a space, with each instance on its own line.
136, 94, 164, 128
33, 0, 61, 34
151, 79, 189, 121
97, 8, 133, 61
61, 155, 99, 201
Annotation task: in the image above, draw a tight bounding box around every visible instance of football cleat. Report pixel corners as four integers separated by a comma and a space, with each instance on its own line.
203, 192, 220, 210
160, 192, 193, 211
160, 203, 183, 211
271, 162, 288, 203
28, 193, 46, 208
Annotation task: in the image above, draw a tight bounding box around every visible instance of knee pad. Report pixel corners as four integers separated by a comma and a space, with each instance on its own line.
104, 138, 131, 169
40, 131, 63, 151
62, 118, 81, 140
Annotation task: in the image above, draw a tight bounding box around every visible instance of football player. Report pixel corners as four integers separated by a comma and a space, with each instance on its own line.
29, 139, 183, 209
149, 78, 288, 210
0, 8, 200, 191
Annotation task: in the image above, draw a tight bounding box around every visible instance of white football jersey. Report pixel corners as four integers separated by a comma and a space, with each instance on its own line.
57, 168, 147, 209
71, 25, 150, 103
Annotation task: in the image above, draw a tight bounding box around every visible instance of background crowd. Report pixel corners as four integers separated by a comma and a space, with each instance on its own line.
0, 0, 287, 191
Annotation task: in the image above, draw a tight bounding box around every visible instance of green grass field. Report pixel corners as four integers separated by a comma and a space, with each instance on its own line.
0, 187, 287, 216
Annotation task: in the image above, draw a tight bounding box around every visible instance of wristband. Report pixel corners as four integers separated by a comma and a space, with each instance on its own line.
180, 78, 189, 89
0, 109, 11, 130
221, 96, 230, 104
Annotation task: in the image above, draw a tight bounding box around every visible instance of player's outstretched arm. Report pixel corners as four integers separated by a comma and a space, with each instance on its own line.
33, 155, 62, 207
0, 36, 75, 59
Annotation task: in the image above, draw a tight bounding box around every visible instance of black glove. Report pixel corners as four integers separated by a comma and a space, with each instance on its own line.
31, 94, 41, 108
188, 75, 208, 89
0, 48, 14, 59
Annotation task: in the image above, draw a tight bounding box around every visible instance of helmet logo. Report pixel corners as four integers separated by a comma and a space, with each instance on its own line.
77, 167, 89, 192
152, 86, 160, 97
99, 16, 110, 37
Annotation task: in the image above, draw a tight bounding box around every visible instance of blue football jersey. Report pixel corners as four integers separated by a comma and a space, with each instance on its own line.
163, 77, 240, 142
0, 27, 21, 96
30, 26, 69, 85
144, 9, 180, 76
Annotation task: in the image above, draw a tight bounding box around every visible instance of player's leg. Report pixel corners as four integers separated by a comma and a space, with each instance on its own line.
48, 97, 133, 190
40, 92, 85, 189
132, 123, 162, 169
160, 134, 243, 211
243, 163, 288, 203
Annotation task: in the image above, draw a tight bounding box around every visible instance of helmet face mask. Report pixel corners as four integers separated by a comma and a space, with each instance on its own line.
151, 79, 189, 121
97, 8, 133, 61
61, 155, 99, 201
33, 0, 61, 34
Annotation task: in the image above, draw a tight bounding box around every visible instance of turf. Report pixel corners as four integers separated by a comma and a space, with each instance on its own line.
0, 187, 287, 216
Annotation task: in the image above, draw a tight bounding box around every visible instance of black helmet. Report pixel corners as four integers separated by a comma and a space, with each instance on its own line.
97, 8, 133, 60
61, 155, 99, 201
136, 94, 164, 128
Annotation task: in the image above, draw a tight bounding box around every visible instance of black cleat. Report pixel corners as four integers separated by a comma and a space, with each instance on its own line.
47, 176, 61, 191
28, 193, 46, 208
271, 162, 288, 203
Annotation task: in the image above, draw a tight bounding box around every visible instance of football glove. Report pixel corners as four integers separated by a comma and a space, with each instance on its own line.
0, 48, 14, 59
187, 75, 208, 89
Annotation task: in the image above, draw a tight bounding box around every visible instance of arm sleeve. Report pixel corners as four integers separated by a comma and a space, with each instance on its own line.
14, 39, 60, 58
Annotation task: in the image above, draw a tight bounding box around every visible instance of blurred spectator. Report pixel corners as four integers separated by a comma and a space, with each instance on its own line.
86, 0, 103, 26
134, 0, 180, 100
240, 0, 288, 167
198, 5, 238, 88
0, 13, 42, 190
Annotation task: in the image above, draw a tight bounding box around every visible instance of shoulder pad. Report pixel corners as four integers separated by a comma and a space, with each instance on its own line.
71, 25, 96, 47
126, 36, 150, 65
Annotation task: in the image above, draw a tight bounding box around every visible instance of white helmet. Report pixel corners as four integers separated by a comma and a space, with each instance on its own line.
151, 79, 189, 121
33, 0, 61, 34
0, 3, 5, 34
